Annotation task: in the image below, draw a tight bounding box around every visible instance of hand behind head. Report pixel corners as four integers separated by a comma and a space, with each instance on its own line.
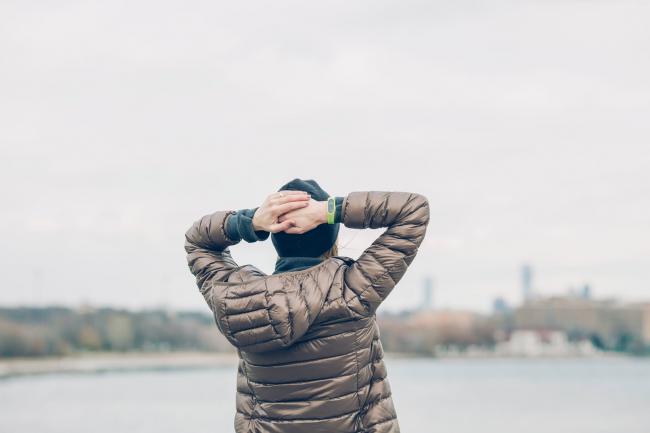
252, 190, 310, 233
278, 199, 327, 234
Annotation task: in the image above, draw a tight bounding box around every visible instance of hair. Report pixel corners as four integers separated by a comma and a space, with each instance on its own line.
319, 239, 339, 259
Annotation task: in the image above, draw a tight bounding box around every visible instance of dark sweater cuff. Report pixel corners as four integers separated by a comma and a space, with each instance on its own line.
334, 196, 344, 224
225, 207, 270, 243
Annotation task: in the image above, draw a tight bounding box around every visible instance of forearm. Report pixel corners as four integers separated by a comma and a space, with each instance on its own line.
225, 207, 270, 244
184, 210, 241, 291
184, 209, 237, 252
341, 191, 429, 231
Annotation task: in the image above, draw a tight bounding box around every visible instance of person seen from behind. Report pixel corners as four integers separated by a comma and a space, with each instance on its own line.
184, 178, 430, 433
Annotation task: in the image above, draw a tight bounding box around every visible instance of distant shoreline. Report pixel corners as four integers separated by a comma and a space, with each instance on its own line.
0, 352, 239, 379
0, 350, 631, 380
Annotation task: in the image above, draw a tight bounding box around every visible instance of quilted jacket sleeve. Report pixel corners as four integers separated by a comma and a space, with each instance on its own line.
184, 210, 242, 299
341, 191, 430, 317
185, 209, 330, 353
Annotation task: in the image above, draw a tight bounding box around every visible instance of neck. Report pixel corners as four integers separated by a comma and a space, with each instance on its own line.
273, 256, 324, 274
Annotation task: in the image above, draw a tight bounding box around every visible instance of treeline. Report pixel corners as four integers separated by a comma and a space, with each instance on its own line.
0, 307, 233, 358
3, 306, 646, 358
0, 307, 495, 358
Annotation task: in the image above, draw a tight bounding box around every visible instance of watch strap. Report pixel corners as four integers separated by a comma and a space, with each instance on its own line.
326, 196, 336, 224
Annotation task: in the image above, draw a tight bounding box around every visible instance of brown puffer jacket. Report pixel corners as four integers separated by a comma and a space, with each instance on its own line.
185, 191, 430, 433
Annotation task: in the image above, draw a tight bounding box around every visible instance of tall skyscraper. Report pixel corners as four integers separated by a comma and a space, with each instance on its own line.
421, 276, 434, 310
521, 263, 533, 302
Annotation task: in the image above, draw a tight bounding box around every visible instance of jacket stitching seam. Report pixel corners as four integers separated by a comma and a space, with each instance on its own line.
353, 328, 366, 431
365, 392, 393, 409
230, 323, 275, 337
282, 277, 295, 344
243, 349, 354, 369
245, 363, 373, 386
221, 285, 234, 340
297, 274, 313, 327
264, 279, 285, 346
236, 351, 258, 432
236, 405, 362, 423
355, 268, 391, 310
286, 326, 358, 345
365, 415, 397, 429
237, 385, 363, 404
237, 335, 284, 350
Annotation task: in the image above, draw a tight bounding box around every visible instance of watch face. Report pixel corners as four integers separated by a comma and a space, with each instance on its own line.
328, 200, 335, 212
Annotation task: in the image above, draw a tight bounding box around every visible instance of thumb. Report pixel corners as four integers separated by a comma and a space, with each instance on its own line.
270, 219, 295, 233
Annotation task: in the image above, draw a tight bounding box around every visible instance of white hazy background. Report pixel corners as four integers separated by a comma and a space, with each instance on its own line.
1, 0, 648, 313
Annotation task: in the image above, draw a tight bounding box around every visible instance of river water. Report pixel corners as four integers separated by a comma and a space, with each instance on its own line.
1, 357, 648, 433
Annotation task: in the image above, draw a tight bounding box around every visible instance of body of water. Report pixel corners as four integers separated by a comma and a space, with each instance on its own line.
1, 357, 648, 433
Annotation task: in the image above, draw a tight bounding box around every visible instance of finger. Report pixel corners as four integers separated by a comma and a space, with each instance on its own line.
278, 210, 296, 222
278, 190, 308, 195
273, 200, 309, 215
270, 219, 295, 233
274, 190, 309, 199
271, 194, 310, 206
284, 226, 304, 234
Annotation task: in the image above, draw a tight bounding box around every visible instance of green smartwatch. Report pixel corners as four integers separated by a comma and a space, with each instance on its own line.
326, 196, 336, 224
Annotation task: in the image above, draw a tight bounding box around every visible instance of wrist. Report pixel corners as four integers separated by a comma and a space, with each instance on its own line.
226, 208, 270, 243
251, 209, 265, 232
334, 196, 344, 223
318, 201, 329, 224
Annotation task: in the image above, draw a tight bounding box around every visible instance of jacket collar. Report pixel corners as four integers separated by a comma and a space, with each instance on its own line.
273, 256, 324, 274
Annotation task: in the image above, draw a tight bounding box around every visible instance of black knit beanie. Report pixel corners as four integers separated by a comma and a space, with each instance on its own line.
271, 178, 340, 258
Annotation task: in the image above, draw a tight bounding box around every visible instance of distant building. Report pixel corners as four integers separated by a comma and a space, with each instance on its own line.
492, 297, 510, 314
521, 263, 534, 302
495, 330, 597, 357
419, 276, 434, 311
512, 297, 650, 349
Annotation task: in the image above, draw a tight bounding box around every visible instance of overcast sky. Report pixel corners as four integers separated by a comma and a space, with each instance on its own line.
1, 0, 649, 313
